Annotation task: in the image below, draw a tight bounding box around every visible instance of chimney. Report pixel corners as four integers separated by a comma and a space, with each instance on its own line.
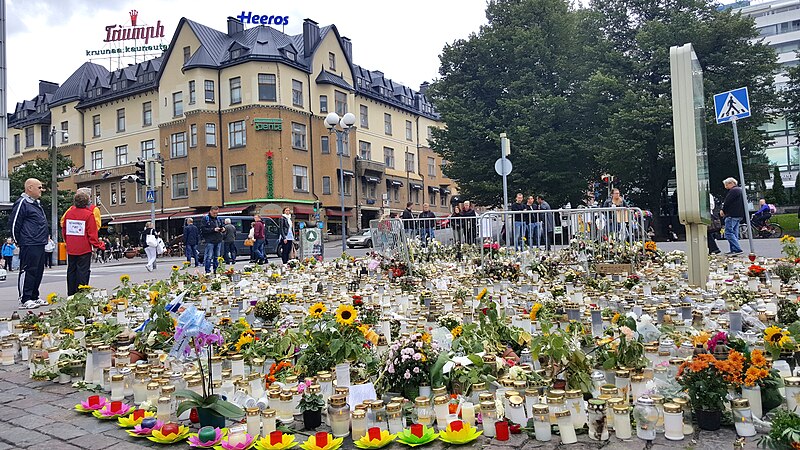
38, 80, 59, 95
303, 19, 320, 58
341, 36, 352, 62
419, 81, 430, 95
227, 16, 244, 36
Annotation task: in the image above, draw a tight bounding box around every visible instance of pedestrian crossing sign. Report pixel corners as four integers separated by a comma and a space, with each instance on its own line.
713, 87, 750, 124
146, 189, 156, 203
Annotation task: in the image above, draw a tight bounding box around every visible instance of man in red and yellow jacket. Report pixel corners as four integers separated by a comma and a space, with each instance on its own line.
62, 190, 104, 296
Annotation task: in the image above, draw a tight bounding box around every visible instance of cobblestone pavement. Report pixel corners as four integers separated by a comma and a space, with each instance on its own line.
0, 363, 761, 450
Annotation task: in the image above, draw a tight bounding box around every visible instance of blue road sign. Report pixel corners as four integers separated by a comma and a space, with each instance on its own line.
317, 222, 324, 229
713, 87, 750, 124
146, 190, 156, 203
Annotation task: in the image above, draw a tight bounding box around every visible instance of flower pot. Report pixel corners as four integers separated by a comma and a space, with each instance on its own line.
695, 409, 721, 431
303, 409, 322, 430
129, 350, 147, 363
197, 407, 226, 429
124, 250, 137, 259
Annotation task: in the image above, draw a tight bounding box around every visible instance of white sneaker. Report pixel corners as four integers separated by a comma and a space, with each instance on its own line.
34, 299, 48, 307
146, 265, 153, 272
21, 300, 37, 309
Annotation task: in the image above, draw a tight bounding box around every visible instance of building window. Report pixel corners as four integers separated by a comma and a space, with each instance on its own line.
136, 183, 143, 203
441, 192, 448, 207
230, 77, 241, 104
335, 90, 347, 116
360, 105, 368, 128
430, 191, 437, 206
94, 185, 101, 205
384, 147, 394, 169
183, 46, 191, 64
428, 157, 436, 177
206, 166, 218, 190
120, 183, 126, 205
412, 189, 420, 204
329, 52, 336, 70
110, 183, 118, 205
427, 126, 434, 141
359, 141, 371, 160
393, 185, 400, 202
230, 164, 247, 192
384, 113, 392, 135
292, 80, 303, 107
13, 134, 19, 153
173, 91, 183, 116
92, 115, 101, 138
40, 126, 50, 147
258, 74, 276, 101
292, 122, 307, 149
191, 167, 198, 190
341, 133, 350, 156
142, 102, 152, 126
115, 145, 128, 166
320, 95, 328, 113
204, 80, 215, 102
322, 176, 331, 194
171, 132, 187, 158
91, 150, 103, 170
406, 152, 415, 172
190, 124, 198, 147
188, 80, 196, 104
205, 123, 217, 146
60, 121, 69, 143
293, 165, 308, 191
172, 173, 188, 198
141, 139, 156, 159
406, 120, 413, 141
321, 136, 330, 154
338, 176, 352, 196
115, 108, 125, 132
228, 120, 246, 148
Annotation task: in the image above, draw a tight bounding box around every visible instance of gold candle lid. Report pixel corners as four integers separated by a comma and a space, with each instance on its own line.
329, 395, 347, 407
614, 369, 630, 378
565, 389, 582, 399
352, 409, 366, 419
509, 395, 524, 407
554, 410, 571, 418
504, 390, 520, 399
110, 374, 124, 382
600, 385, 618, 396
261, 408, 276, 418
433, 395, 449, 405
246, 407, 260, 416
663, 402, 682, 413
613, 404, 629, 414
161, 385, 176, 395
146, 382, 160, 390
414, 396, 430, 407
785, 376, 800, 387
478, 393, 494, 403
532, 404, 549, 414
731, 398, 750, 409
479, 401, 495, 411
386, 402, 402, 413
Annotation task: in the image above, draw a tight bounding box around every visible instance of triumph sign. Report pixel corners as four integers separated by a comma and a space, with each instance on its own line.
86, 10, 168, 56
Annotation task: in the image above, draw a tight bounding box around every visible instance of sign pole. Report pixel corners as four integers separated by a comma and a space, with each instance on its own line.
148, 159, 157, 270
731, 118, 755, 256
500, 133, 510, 248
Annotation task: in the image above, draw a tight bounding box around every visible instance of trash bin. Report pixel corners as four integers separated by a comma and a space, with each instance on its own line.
58, 242, 67, 265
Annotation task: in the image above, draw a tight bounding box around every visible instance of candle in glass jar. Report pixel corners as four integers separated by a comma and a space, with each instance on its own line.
565, 389, 585, 428
613, 405, 632, 439
261, 409, 276, 436
461, 402, 476, 428
433, 396, 449, 430
146, 382, 160, 405
663, 402, 684, 441
211, 356, 222, 380
110, 374, 125, 401
742, 385, 762, 419
587, 399, 608, 441
507, 396, 527, 426
351, 410, 367, 440
731, 398, 756, 437
786, 377, 800, 411
228, 425, 247, 446
556, 411, 577, 444
480, 401, 497, 438
156, 397, 171, 423
278, 391, 293, 424
614, 370, 630, 403
246, 407, 261, 437
328, 395, 350, 438
531, 404, 551, 442
387, 402, 403, 434
415, 396, 434, 427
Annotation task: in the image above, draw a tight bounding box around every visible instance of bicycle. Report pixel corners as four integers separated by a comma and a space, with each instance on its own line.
739, 218, 783, 239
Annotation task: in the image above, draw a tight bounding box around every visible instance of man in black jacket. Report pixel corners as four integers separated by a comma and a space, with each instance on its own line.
418, 203, 436, 245
401, 202, 415, 239
201, 206, 224, 273
720, 177, 744, 255
9, 179, 49, 309
183, 218, 200, 267
511, 193, 527, 250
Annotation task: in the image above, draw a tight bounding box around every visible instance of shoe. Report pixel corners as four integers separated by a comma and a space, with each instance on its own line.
710, 250, 721, 255
34, 299, 48, 307
145, 265, 153, 272
21, 300, 37, 309
726, 251, 743, 256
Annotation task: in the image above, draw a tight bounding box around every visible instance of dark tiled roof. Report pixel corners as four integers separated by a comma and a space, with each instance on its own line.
353, 64, 438, 119
77, 57, 162, 109
9, 92, 54, 128
315, 68, 353, 91
50, 62, 109, 107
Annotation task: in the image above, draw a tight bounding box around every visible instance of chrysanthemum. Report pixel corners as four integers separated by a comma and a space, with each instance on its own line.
308, 302, 327, 318
335, 304, 357, 326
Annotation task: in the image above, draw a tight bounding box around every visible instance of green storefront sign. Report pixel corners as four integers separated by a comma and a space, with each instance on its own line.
254, 118, 282, 131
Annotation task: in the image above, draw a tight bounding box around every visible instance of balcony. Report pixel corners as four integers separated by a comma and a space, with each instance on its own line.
355, 157, 385, 177
74, 164, 135, 184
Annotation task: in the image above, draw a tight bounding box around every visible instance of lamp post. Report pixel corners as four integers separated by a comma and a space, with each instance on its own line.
50, 126, 68, 267
324, 112, 356, 253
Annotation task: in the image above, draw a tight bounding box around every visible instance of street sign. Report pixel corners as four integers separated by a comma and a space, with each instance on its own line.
317, 222, 324, 229
146, 190, 156, 203
494, 157, 513, 176
713, 87, 750, 124
300, 228, 324, 261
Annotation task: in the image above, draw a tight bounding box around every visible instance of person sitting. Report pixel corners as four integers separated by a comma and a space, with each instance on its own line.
751, 198, 772, 230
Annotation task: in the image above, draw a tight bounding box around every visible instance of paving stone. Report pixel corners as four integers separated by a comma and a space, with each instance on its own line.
37, 421, 89, 440
0, 425, 50, 447
9, 413, 54, 430
29, 439, 84, 450
68, 434, 125, 449
0, 442, 14, 450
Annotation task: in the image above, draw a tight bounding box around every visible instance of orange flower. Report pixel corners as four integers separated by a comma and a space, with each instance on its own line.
791, 442, 800, 450
750, 349, 767, 368
744, 366, 770, 387
688, 354, 715, 372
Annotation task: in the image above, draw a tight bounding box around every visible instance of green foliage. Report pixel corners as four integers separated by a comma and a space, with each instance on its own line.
772, 166, 786, 205
794, 174, 800, 205
298, 392, 325, 412
757, 408, 800, 449
175, 389, 244, 419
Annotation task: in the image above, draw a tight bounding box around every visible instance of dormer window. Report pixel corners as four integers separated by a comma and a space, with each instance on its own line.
230, 48, 243, 59
95, 88, 102, 96
87, 90, 94, 99
285, 50, 296, 61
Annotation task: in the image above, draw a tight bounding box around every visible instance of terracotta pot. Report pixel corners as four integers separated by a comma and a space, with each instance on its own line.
129, 350, 147, 363
695, 409, 721, 431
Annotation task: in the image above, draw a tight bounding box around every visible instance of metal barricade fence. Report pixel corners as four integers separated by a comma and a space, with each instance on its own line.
382, 207, 647, 267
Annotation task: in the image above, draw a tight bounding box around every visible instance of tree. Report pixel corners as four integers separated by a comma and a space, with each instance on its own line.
771, 165, 786, 205
0, 154, 75, 238
794, 172, 800, 205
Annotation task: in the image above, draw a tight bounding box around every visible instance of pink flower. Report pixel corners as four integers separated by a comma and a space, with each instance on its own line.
620, 326, 634, 340
404, 370, 412, 379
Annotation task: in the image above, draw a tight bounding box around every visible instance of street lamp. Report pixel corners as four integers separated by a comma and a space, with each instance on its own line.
50, 126, 68, 267
324, 111, 356, 253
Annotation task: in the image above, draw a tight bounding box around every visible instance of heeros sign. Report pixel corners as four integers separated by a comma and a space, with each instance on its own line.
104, 10, 166, 45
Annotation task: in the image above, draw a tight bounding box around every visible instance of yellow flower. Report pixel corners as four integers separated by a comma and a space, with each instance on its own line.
217, 256, 225, 263
421, 333, 431, 344
219, 317, 232, 326
765, 325, 792, 348
476, 288, 487, 301
78, 284, 92, 291
644, 241, 658, 252
182, 261, 191, 266
119, 274, 130, 283
335, 304, 357, 326
235, 332, 254, 351
46, 293, 58, 305
101, 304, 113, 314
451, 325, 463, 338
693, 331, 711, 347
238, 318, 252, 330
530, 303, 542, 321
611, 313, 621, 324
308, 302, 327, 318
149, 291, 159, 305
171, 265, 179, 272
201, 285, 207, 292
62, 328, 74, 335
781, 235, 796, 244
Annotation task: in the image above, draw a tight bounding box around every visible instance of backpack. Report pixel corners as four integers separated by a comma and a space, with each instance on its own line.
768, 204, 777, 214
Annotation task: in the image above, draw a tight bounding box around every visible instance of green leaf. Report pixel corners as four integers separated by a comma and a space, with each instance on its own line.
208, 399, 245, 418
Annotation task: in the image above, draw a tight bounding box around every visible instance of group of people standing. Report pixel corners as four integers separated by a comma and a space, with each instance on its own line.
510, 193, 554, 250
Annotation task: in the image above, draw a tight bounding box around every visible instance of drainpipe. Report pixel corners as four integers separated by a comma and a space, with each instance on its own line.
307, 71, 318, 208
217, 68, 225, 206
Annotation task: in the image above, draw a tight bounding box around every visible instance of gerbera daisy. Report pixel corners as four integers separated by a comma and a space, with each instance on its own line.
308, 302, 327, 318
335, 304, 357, 326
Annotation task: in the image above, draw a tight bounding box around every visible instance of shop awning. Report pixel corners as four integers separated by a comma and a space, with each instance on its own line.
428, 186, 440, 193
363, 176, 380, 183
294, 205, 314, 215
170, 206, 249, 220
386, 179, 404, 187
325, 208, 353, 217
108, 212, 172, 225
337, 169, 355, 178
410, 183, 423, 190
442, 188, 452, 194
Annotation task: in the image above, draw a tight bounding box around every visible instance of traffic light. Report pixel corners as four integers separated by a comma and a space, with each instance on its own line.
159, 162, 166, 187
313, 201, 321, 213
134, 159, 147, 185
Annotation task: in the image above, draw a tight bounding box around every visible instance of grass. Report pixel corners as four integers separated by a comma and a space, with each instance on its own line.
771, 213, 800, 235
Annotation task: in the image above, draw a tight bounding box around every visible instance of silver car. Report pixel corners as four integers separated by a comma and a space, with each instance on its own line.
346, 229, 373, 248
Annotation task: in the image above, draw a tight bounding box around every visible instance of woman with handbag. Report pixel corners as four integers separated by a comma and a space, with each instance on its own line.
708, 194, 721, 255
246, 222, 256, 262
140, 222, 158, 271
44, 235, 55, 268
278, 207, 295, 264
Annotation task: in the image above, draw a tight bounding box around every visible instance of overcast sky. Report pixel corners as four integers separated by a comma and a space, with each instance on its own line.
6, 0, 747, 111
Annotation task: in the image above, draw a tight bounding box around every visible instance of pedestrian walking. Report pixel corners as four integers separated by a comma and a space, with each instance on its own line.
537, 195, 554, 250
201, 206, 224, 273
720, 177, 745, 255
252, 214, 267, 264
141, 222, 158, 271
44, 235, 55, 268
1, 238, 15, 271
223, 218, 237, 264
278, 207, 295, 264
9, 178, 49, 309
183, 218, 199, 267
63, 190, 105, 296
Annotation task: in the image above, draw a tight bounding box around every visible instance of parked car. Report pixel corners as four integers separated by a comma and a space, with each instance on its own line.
347, 229, 373, 248
187, 215, 281, 262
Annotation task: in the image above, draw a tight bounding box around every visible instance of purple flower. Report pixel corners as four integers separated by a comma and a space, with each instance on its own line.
707, 332, 727, 353
404, 370, 412, 379
413, 353, 422, 361
413, 367, 420, 373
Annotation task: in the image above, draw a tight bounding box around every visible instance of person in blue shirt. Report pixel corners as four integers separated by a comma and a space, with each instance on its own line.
183, 218, 200, 267
1, 238, 15, 271
8, 178, 49, 309
751, 198, 772, 230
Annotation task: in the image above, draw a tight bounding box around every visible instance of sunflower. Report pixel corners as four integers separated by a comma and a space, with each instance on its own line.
101, 304, 113, 314
644, 241, 658, 252
611, 313, 621, 324
62, 328, 74, 335
171, 265, 179, 272
764, 326, 792, 348
149, 291, 159, 305
781, 235, 796, 244
78, 284, 92, 291
235, 331, 255, 351
120, 274, 130, 283
308, 302, 327, 318
530, 303, 542, 321
476, 288, 487, 301
217, 256, 225, 263
692, 331, 710, 347
335, 304, 357, 326
46, 293, 58, 305
238, 318, 252, 330
183, 261, 191, 266
451, 325, 463, 338
219, 317, 232, 326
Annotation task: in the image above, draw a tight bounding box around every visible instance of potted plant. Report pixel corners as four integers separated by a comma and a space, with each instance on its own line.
675, 354, 729, 430
298, 385, 325, 430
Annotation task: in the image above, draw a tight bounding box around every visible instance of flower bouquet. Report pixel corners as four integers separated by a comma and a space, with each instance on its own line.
374, 333, 439, 400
